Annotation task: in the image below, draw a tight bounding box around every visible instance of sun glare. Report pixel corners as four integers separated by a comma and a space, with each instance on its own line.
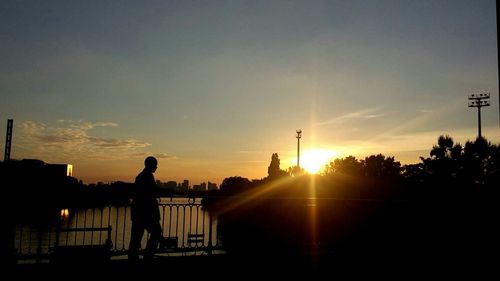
298, 149, 338, 174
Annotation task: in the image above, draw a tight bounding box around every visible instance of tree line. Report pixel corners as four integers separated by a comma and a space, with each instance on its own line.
210, 135, 499, 264
217, 135, 499, 200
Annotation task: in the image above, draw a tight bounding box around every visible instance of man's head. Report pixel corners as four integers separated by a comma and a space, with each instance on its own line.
144, 156, 158, 173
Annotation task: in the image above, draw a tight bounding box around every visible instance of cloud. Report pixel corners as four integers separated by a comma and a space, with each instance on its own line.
238, 150, 266, 154
316, 108, 385, 126
15, 120, 151, 161
154, 153, 177, 160
419, 109, 433, 113
56, 120, 119, 130
87, 136, 149, 148
93, 122, 119, 127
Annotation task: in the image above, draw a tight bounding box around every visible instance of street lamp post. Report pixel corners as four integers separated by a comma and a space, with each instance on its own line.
296, 130, 302, 168
468, 92, 490, 139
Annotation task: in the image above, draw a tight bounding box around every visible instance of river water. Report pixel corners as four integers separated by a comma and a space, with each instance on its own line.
14, 197, 218, 257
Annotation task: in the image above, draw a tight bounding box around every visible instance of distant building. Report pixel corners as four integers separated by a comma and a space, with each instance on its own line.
165, 181, 177, 189
1, 159, 73, 178
207, 181, 218, 191
0, 158, 74, 186
46, 163, 73, 177
192, 182, 209, 191
181, 180, 189, 190
192, 184, 202, 191
192, 182, 214, 192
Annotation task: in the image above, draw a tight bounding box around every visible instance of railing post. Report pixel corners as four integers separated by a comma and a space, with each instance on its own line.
36, 227, 43, 264
55, 218, 61, 248
207, 212, 213, 255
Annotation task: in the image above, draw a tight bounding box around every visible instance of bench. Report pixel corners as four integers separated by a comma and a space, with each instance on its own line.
51, 226, 113, 264
159, 236, 179, 250
187, 233, 205, 247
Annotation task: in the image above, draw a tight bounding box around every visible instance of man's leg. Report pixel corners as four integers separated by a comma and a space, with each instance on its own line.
128, 221, 145, 261
144, 220, 162, 261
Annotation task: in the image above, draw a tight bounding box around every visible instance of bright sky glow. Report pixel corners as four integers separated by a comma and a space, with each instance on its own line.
292, 149, 338, 174
0, 0, 498, 184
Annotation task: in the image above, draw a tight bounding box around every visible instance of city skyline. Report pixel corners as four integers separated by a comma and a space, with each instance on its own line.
1, 0, 499, 184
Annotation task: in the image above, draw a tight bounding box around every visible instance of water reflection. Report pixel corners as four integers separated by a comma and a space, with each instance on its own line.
60, 209, 69, 221
14, 197, 217, 258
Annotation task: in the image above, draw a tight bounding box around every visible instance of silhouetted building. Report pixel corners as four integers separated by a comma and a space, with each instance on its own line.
0, 158, 73, 180
181, 180, 189, 190
165, 181, 177, 189
207, 181, 218, 191
192, 182, 207, 191
46, 163, 73, 177
0, 158, 77, 207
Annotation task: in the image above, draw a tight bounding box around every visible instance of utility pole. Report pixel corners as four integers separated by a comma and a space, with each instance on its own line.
4, 119, 13, 162
296, 129, 302, 168
468, 93, 490, 139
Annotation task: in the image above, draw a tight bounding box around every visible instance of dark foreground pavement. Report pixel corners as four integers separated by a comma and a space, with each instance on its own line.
10, 252, 497, 280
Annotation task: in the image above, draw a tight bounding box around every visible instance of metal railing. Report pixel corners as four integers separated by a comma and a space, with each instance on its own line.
14, 197, 221, 262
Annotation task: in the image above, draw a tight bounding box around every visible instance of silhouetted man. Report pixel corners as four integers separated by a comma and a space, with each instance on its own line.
128, 156, 162, 262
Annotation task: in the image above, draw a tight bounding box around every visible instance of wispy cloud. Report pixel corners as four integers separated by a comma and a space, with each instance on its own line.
238, 150, 266, 154
316, 108, 385, 126
56, 120, 119, 129
129, 152, 178, 160
15, 120, 152, 161
154, 153, 178, 160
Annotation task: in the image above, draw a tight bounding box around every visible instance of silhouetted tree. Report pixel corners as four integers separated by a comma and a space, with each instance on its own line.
404, 135, 500, 199
420, 135, 463, 182
323, 156, 363, 176
461, 137, 500, 189
220, 176, 252, 194
362, 154, 401, 179
287, 165, 305, 176
267, 153, 288, 179
402, 163, 426, 182
430, 135, 459, 160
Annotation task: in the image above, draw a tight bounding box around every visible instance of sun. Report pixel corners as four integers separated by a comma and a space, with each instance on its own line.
298, 149, 338, 174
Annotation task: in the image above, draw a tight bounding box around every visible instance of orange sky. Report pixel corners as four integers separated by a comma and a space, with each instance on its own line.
1, 1, 498, 185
